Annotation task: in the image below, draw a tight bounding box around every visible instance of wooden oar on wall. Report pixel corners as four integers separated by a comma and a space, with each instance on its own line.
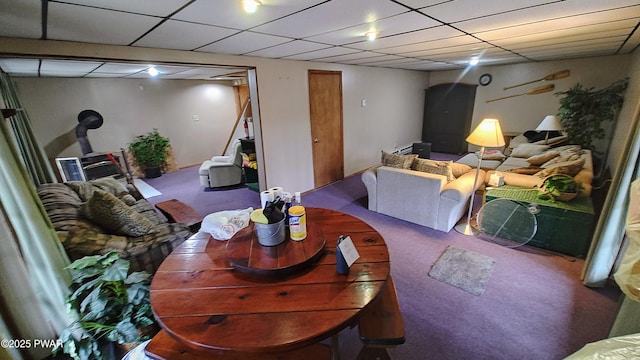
486, 84, 555, 103
503, 69, 570, 90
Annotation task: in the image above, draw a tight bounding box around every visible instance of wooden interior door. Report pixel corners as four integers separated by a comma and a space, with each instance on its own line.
308, 70, 344, 188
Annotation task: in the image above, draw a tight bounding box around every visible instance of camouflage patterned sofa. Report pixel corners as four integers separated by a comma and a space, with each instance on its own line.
37, 177, 191, 273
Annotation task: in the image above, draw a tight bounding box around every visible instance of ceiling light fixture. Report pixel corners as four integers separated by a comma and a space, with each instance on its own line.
243, 0, 261, 14
148, 66, 158, 77
469, 58, 479, 66
365, 31, 378, 41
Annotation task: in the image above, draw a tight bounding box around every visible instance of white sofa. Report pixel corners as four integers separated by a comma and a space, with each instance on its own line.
361, 166, 486, 232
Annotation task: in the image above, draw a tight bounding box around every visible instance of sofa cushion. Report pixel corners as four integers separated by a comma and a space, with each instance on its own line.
527, 150, 559, 166
79, 190, 156, 237
541, 148, 583, 167
535, 158, 586, 178
510, 144, 550, 158
381, 151, 417, 169
411, 158, 455, 182
505, 166, 542, 175
452, 162, 472, 177
67, 178, 137, 206
480, 149, 506, 161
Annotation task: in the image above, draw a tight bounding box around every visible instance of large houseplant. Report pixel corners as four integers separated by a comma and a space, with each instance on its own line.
55, 252, 156, 360
128, 129, 171, 178
555, 79, 628, 151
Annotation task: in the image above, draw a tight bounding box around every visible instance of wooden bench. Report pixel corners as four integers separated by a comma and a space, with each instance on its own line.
154, 199, 203, 232
144, 330, 333, 360
356, 276, 405, 360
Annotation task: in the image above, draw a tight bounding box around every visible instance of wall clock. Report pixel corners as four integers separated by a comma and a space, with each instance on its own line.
479, 73, 492, 86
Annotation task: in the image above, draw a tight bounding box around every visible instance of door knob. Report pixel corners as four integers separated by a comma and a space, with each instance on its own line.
314, 138, 319, 143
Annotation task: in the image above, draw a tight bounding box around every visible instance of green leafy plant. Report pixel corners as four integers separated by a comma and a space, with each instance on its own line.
538, 175, 582, 202
555, 79, 628, 151
55, 252, 156, 360
128, 129, 170, 172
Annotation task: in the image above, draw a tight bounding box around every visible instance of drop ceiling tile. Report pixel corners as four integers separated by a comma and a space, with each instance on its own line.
41, 59, 102, 72
314, 51, 388, 63
47, 2, 160, 45
252, 0, 409, 38
418, 0, 555, 23
396, 36, 490, 57
93, 63, 151, 74
389, 35, 480, 54
347, 26, 466, 51
457, 1, 640, 34
246, 40, 331, 58
305, 12, 440, 45
359, 57, 426, 66
198, 31, 291, 54
520, 42, 622, 58
54, 0, 191, 17
620, 27, 640, 53
342, 54, 406, 65
84, 73, 128, 78
0, 0, 41, 38
0, 58, 40, 73
489, 19, 639, 46
283, 46, 363, 61
173, 0, 323, 29
134, 20, 238, 50
392, 1, 455, 10
525, 47, 621, 61
507, 35, 628, 52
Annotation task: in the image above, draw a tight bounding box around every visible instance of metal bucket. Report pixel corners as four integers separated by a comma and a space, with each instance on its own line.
254, 218, 286, 246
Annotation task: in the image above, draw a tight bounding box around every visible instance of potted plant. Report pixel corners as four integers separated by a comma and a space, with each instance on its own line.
128, 129, 171, 178
55, 252, 157, 360
538, 174, 582, 202
555, 79, 627, 151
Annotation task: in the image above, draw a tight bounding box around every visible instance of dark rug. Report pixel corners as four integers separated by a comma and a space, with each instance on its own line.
428, 246, 496, 296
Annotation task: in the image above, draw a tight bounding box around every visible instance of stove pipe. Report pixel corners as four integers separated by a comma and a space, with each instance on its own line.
76, 110, 104, 155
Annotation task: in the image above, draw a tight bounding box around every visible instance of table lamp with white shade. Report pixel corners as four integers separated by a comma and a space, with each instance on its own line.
535, 115, 563, 144
455, 118, 506, 235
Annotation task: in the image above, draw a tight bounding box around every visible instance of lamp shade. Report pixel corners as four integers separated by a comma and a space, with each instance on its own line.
535, 115, 563, 131
466, 118, 505, 147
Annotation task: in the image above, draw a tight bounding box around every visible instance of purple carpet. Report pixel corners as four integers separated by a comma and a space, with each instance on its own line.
144, 154, 621, 360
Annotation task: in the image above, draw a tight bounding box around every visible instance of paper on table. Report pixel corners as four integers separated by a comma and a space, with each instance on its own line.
338, 236, 360, 267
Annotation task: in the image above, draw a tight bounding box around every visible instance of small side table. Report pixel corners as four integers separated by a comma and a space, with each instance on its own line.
154, 199, 203, 232
484, 186, 595, 258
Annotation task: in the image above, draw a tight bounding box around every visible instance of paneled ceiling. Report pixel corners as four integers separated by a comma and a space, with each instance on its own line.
0, 0, 638, 79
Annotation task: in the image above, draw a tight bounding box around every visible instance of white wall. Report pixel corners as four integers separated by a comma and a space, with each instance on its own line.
14, 78, 238, 167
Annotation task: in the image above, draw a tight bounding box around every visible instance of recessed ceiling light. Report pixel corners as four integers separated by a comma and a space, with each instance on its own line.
365, 31, 378, 41
469, 58, 479, 66
148, 66, 158, 76
243, 0, 261, 14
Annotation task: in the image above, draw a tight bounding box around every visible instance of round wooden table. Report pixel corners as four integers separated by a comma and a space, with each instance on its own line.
149, 207, 390, 354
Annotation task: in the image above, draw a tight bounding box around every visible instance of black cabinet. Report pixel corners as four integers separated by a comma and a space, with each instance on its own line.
422, 83, 477, 154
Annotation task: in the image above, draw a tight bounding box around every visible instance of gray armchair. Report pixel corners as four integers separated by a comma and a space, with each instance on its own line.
198, 140, 243, 188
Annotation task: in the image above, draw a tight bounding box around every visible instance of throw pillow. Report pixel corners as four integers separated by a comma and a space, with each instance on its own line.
510, 144, 550, 158
452, 162, 472, 177
527, 150, 559, 166
479, 149, 506, 161
541, 148, 582, 168
79, 190, 155, 237
412, 158, 455, 182
381, 151, 417, 169
505, 166, 542, 175
535, 158, 586, 179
